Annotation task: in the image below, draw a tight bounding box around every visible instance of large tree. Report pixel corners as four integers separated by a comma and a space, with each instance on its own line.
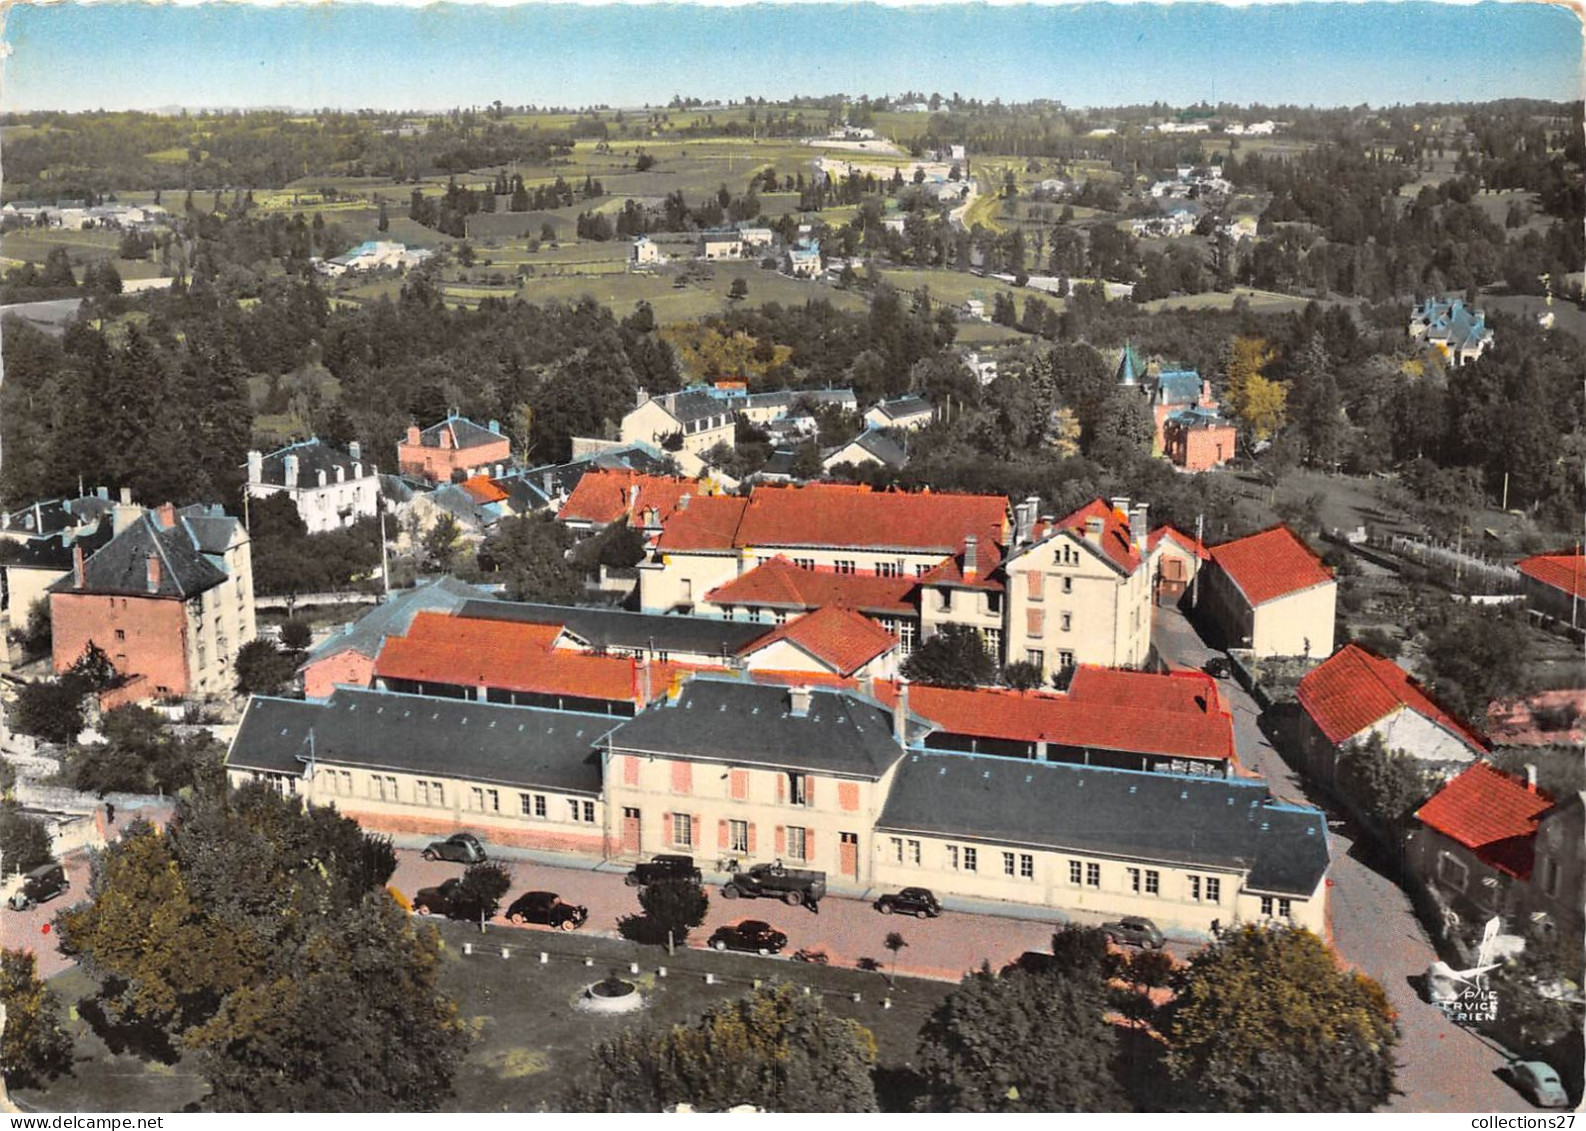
619, 876, 710, 947
1335, 732, 1434, 827
476, 514, 585, 604
915, 960, 1125, 1111
901, 624, 998, 689
0, 948, 74, 1089
1164, 924, 1398, 1112
566, 982, 878, 1112
0, 806, 54, 877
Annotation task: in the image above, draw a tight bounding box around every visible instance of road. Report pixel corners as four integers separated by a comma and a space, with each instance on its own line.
1153, 601, 1534, 1112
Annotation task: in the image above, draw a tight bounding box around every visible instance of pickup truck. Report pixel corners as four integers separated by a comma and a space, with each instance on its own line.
721, 861, 826, 907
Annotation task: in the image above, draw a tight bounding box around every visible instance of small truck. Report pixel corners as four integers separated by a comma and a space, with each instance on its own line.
721, 860, 827, 907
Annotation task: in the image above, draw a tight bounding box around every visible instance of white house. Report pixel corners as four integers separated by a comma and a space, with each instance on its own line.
864, 395, 934, 432
246, 439, 381, 534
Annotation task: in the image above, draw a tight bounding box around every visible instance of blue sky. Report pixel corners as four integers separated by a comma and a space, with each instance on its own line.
3, 2, 1580, 113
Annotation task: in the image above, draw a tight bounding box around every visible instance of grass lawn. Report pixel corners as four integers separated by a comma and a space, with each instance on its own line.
19, 921, 953, 1113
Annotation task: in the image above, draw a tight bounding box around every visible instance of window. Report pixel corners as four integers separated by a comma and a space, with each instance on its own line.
982, 627, 1002, 658
1069, 860, 1082, 885
1188, 876, 1201, 902
114, 629, 126, 641
1026, 649, 1045, 669
914, 564, 931, 578
986, 591, 1003, 615
946, 845, 959, 870
1278, 899, 1292, 918
1059, 650, 1075, 670
1144, 869, 1160, 896
1062, 577, 1073, 595
1437, 852, 1469, 893
1085, 862, 1100, 887
1127, 867, 1141, 893
582, 800, 595, 823
729, 820, 749, 854
908, 839, 922, 866
963, 847, 977, 872
899, 622, 917, 654
787, 772, 808, 806
876, 561, 900, 578
519, 793, 535, 817
748, 608, 763, 623
890, 837, 904, 863
471, 787, 485, 811
835, 560, 856, 575
1026, 570, 1045, 601
936, 590, 953, 613
1019, 854, 1034, 879
674, 813, 694, 848
1206, 877, 1221, 903
1541, 857, 1561, 898
1027, 608, 1045, 637
787, 826, 808, 861
1060, 612, 1072, 633
370, 774, 397, 801
793, 558, 815, 570
1003, 852, 1016, 877
1260, 896, 1273, 917
773, 610, 788, 626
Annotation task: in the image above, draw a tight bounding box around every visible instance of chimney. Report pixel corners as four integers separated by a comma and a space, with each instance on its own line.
893, 678, 910, 746
353, 461, 364, 479
440, 426, 454, 450
146, 552, 161, 593
789, 686, 812, 718
156, 502, 176, 529
1019, 496, 1040, 543
636, 386, 651, 408
628, 483, 641, 514
32, 501, 42, 531
1130, 503, 1149, 553
318, 468, 329, 488
678, 493, 691, 511
666, 672, 686, 705
96, 486, 109, 501
1084, 516, 1105, 542
119, 486, 132, 506
963, 534, 979, 580
1525, 764, 1538, 793
493, 464, 504, 479
405, 425, 421, 447
542, 471, 554, 498
283, 453, 300, 486
247, 450, 264, 484
858, 672, 874, 699
488, 419, 501, 435
72, 544, 85, 588
1110, 495, 1130, 519
637, 656, 652, 704
348, 440, 361, 463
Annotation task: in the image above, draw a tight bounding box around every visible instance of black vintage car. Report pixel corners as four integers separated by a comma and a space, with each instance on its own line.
708, 920, 788, 955
7, 862, 68, 911
505, 891, 588, 931
624, 854, 702, 887
1102, 916, 1166, 949
422, 832, 487, 864
412, 878, 486, 920
874, 887, 942, 918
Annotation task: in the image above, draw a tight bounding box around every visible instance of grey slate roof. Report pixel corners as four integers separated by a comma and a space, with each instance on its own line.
838, 430, 908, 468
877, 752, 1330, 897
226, 687, 610, 794
305, 577, 496, 667
416, 415, 503, 451
520, 443, 672, 502
49, 508, 240, 600
456, 599, 767, 658
667, 389, 729, 425
872, 395, 932, 421
604, 675, 916, 779
252, 438, 369, 487
6, 521, 114, 572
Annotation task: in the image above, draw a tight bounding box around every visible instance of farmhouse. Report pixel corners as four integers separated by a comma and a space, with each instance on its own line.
1202, 525, 1336, 658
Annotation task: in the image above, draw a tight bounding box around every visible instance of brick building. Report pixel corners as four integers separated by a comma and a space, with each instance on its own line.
397, 415, 512, 483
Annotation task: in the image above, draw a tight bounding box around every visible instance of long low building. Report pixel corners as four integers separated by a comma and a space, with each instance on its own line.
227, 672, 1326, 934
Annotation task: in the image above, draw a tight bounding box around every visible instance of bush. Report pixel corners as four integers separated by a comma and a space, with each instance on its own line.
617, 877, 709, 946
0, 805, 54, 875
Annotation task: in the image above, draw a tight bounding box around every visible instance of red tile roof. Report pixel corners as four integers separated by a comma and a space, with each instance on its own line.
706, 556, 917, 614
871, 671, 1234, 764
460, 475, 510, 505
1148, 524, 1210, 560
1517, 553, 1586, 600
1209, 525, 1333, 606
740, 606, 898, 676
557, 470, 702, 527
1297, 644, 1486, 751
654, 495, 750, 552
374, 611, 706, 703
919, 535, 1006, 591
1046, 499, 1144, 574
734, 484, 1008, 554
1415, 762, 1554, 878
1067, 664, 1228, 718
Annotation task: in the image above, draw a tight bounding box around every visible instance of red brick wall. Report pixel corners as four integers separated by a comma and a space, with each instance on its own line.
52, 592, 191, 697
1166, 423, 1237, 471
397, 437, 512, 483
303, 651, 376, 699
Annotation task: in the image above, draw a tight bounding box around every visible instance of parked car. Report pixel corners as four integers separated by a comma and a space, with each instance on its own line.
1508, 1060, 1570, 1108
875, 887, 941, 918
708, 919, 788, 955
506, 891, 588, 931
411, 878, 485, 920
625, 854, 702, 887
7, 862, 68, 911
722, 861, 826, 907
1102, 916, 1166, 949
422, 832, 487, 864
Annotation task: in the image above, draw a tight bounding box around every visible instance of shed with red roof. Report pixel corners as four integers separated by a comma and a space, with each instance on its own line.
1203, 525, 1336, 657
737, 605, 901, 679
1516, 551, 1585, 630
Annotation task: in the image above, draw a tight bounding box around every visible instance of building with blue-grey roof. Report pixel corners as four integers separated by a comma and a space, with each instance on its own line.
1409, 296, 1493, 366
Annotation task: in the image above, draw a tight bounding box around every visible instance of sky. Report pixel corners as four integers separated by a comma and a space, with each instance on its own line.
1, 1, 1580, 114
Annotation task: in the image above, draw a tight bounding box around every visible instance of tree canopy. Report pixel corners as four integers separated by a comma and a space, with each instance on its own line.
901, 624, 998, 689
0, 948, 75, 1089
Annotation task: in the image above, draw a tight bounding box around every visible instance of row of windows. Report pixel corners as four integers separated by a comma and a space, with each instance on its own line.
893, 841, 1231, 903
651, 760, 823, 809
934, 590, 1004, 615
671, 814, 810, 861
1023, 649, 1075, 670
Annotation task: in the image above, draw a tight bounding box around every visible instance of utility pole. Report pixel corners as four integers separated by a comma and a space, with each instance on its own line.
1192, 513, 1204, 608
379, 499, 391, 602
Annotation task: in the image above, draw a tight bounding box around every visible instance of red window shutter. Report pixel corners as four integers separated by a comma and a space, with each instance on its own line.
1027, 607, 1045, 637
838, 782, 860, 812
718, 819, 729, 850
747, 823, 757, 854
623, 756, 639, 786
1026, 570, 1045, 601
662, 812, 673, 845
802, 775, 814, 807
774, 826, 785, 855
776, 774, 786, 803
730, 769, 748, 801
671, 760, 692, 794
805, 829, 816, 861
694, 815, 702, 850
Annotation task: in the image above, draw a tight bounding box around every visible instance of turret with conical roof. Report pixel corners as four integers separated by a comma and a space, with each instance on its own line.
1116, 342, 1145, 387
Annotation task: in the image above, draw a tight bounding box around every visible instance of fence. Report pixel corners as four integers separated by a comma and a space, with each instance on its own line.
1374, 533, 1521, 595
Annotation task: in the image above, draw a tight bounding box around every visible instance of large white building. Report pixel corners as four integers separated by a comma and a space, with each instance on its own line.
246, 439, 381, 533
